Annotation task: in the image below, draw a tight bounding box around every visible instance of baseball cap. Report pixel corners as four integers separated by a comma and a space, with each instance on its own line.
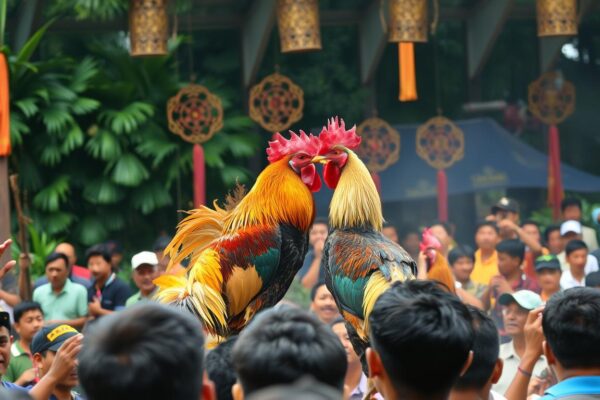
131, 251, 159, 270
491, 197, 519, 214
560, 220, 582, 236
535, 254, 562, 272
31, 324, 79, 355
0, 312, 9, 333
498, 290, 543, 310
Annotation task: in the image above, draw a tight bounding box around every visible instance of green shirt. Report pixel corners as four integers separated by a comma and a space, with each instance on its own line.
4, 341, 32, 383
33, 279, 88, 321
126, 287, 158, 307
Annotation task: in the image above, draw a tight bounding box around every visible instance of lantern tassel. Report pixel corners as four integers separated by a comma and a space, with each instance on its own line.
547, 125, 563, 221
193, 144, 206, 207
399, 42, 418, 102
0, 53, 10, 156
437, 169, 448, 222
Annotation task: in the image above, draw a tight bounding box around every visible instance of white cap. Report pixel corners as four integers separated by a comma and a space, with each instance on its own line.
560, 220, 582, 236
131, 251, 159, 270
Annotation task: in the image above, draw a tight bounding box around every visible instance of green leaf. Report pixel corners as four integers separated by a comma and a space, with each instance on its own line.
99, 102, 154, 135
220, 166, 252, 187
111, 153, 149, 186
33, 175, 70, 212
40, 212, 76, 235
61, 124, 84, 153
226, 133, 260, 158
83, 178, 123, 204
71, 97, 100, 115
47, 82, 77, 102
131, 182, 172, 214
16, 19, 56, 65
41, 105, 74, 133
135, 136, 178, 168
9, 112, 30, 145
85, 129, 122, 161
70, 57, 98, 93
40, 143, 63, 166
75, 216, 108, 246
14, 98, 39, 118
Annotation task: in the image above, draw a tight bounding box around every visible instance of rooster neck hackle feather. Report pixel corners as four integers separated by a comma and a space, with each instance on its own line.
329, 150, 383, 231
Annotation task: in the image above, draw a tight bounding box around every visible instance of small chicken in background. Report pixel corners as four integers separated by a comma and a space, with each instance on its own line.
418, 228, 456, 294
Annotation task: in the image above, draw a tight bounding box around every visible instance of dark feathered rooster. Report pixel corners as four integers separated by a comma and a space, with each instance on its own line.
155, 131, 321, 337
420, 228, 456, 294
312, 118, 416, 371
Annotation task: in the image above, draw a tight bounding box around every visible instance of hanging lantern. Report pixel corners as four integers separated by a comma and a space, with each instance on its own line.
388, 0, 429, 43
416, 116, 464, 222
277, 0, 322, 53
536, 0, 577, 37
249, 71, 304, 134
129, 0, 169, 56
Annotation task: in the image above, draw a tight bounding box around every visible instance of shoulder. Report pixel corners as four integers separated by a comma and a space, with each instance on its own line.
34, 283, 51, 295
126, 292, 140, 306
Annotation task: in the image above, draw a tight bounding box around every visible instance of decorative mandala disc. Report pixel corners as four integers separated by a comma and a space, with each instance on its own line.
356, 117, 401, 173
249, 72, 304, 133
528, 71, 575, 125
416, 116, 464, 170
167, 84, 223, 144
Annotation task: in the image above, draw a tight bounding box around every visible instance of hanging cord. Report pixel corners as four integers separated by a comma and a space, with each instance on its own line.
187, 8, 195, 82
430, 0, 439, 36
433, 32, 442, 115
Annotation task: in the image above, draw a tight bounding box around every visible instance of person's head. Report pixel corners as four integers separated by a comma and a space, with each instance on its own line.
54, 242, 77, 268
448, 246, 475, 284
491, 197, 520, 223
382, 222, 399, 244
330, 318, 360, 368
206, 336, 238, 400
367, 280, 474, 400
543, 288, 600, 377
231, 306, 347, 398
245, 378, 341, 400
561, 220, 583, 246
401, 228, 421, 256
86, 244, 113, 280
430, 222, 453, 253
104, 240, 124, 270
13, 302, 44, 343
0, 312, 12, 376
310, 282, 339, 325
45, 252, 70, 291
474, 221, 499, 251
535, 255, 562, 294
496, 239, 525, 277
153, 235, 173, 273
32, 324, 80, 390
561, 197, 582, 222
309, 218, 328, 247
451, 307, 503, 400
544, 225, 563, 255
79, 303, 212, 400
565, 239, 588, 271
499, 290, 542, 337
585, 271, 600, 288
131, 251, 160, 296
521, 220, 542, 245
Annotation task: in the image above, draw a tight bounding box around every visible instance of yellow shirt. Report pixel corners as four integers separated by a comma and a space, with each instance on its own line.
471, 249, 498, 286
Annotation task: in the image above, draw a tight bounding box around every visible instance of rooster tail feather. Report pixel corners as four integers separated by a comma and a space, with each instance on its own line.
165, 203, 228, 271
362, 271, 391, 338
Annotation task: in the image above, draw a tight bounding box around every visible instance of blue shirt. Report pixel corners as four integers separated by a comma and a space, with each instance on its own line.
541, 376, 600, 399
1, 381, 27, 391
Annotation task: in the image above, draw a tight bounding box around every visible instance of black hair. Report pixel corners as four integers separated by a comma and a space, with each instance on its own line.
85, 244, 112, 264
543, 288, 600, 369
206, 336, 238, 400
13, 302, 43, 324
565, 239, 588, 257
312, 217, 328, 227
561, 197, 582, 213
448, 245, 475, 266
496, 239, 525, 264
475, 221, 499, 234
544, 224, 561, 243
78, 303, 205, 400
521, 219, 539, 229
585, 271, 600, 288
310, 280, 327, 301
45, 252, 69, 269
232, 306, 347, 395
368, 280, 474, 397
245, 377, 341, 400
454, 306, 499, 390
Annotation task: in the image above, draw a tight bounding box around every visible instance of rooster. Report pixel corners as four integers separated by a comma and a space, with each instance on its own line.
155, 131, 321, 337
312, 118, 416, 372
420, 228, 456, 294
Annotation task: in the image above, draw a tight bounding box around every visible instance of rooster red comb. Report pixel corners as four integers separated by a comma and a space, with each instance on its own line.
420, 228, 442, 253
318, 117, 361, 154
266, 130, 321, 163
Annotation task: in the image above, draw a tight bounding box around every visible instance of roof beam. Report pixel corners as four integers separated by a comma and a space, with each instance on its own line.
466, 0, 514, 80
359, 0, 387, 84
241, 0, 276, 87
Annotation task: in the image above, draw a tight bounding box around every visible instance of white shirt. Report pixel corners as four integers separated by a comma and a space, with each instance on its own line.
557, 252, 598, 274
490, 390, 507, 400
493, 341, 547, 395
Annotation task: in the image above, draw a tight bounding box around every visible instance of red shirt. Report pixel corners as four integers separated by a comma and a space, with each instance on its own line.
72, 265, 91, 280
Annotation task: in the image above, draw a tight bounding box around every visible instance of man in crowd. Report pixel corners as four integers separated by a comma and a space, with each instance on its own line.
544, 225, 563, 255
126, 251, 160, 307
33, 253, 88, 329
535, 255, 562, 302
206, 337, 238, 400
31, 324, 84, 400
33, 243, 90, 289
79, 303, 214, 400
0, 311, 25, 390
540, 288, 600, 398
310, 281, 340, 325
231, 306, 347, 399
401, 227, 421, 261
450, 306, 505, 400
430, 222, 455, 257
521, 220, 549, 280
493, 290, 546, 393
471, 221, 500, 286
382, 222, 399, 244
449, 246, 486, 299
298, 218, 328, 289
561, 239, 598, 289
4, 302, 44, 386
561, 197, 599, 251
104, 240, 124, 272
557, 220, 599, 272
86, 244, 131, 320
367, 280, 474, 400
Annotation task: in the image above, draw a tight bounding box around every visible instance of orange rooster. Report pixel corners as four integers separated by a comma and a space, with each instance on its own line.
420, 228, 456, 294
155, 131, 322, 337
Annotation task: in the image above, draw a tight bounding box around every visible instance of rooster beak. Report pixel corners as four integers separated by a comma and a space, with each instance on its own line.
311, 155, 327, 164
